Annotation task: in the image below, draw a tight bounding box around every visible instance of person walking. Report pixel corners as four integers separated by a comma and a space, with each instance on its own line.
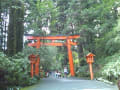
64, 67, 68, 78
55, 70, 58, 78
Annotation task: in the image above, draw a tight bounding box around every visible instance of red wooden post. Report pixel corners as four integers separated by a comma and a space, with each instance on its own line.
29, 54, 36, 78
67, 39, 75, 76
35, 56, 40, 76
86, 53, 95, 80
89, 63, 93, 80
31, 63, 34, 78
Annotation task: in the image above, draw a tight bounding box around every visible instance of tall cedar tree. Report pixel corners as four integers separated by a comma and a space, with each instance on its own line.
0, 0, 2, 51
7, 1, 24, 56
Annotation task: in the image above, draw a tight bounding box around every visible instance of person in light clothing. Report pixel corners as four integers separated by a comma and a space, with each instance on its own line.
64, 67, 68, 77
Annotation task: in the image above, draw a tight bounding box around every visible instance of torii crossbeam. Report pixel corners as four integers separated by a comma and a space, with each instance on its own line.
26, 35, 80, 76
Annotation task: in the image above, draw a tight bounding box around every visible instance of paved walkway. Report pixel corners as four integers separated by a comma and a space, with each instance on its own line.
22, 76, 118, 90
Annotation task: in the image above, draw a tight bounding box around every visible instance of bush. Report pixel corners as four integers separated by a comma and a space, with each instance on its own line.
99, 52, 120, 82
76, 65, 90, 77
0, 48, 40, 87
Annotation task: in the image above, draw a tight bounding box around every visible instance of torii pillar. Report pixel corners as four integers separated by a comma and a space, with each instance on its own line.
67, 39, 75, 76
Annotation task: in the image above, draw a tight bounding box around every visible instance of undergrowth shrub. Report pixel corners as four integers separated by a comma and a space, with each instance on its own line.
99, 52, 120, 82
76, 65, 90, 77
0, 47, 40, 87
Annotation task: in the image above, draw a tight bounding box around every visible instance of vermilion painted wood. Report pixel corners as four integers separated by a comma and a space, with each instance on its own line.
67, 39, 75, 76
89, 63, 93, 80
35, 56, 40, 76
27, 35, 80, 77
28, 42, 78, 47
86, 53, 95, 80
28, 43, 36, 47
27, 35, 80, 40
29, 54, 40, 78
31, 63, 34, 78
29, 54, 36, 78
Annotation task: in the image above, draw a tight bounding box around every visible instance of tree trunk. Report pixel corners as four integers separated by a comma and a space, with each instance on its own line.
78, 42, 86, 66
7, 0, 24, 56
0, 0, 2, 51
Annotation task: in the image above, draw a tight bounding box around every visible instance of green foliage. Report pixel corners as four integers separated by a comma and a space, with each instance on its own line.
50, 46, 67, 71
24, 0, 58, 35
0, 49, 40, 86
96, 16, 120, 57
99, 52, 120, 82
76, 65, 89, 77
95, 17, 120, 82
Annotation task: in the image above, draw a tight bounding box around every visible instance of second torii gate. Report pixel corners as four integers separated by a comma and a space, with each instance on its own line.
26, 35, 80, 76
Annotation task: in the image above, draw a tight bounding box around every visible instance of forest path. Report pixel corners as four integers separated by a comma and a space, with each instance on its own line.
21, 75, 118, 90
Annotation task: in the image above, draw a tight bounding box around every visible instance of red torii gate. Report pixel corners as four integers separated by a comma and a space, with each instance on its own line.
26, 35, 80, 76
